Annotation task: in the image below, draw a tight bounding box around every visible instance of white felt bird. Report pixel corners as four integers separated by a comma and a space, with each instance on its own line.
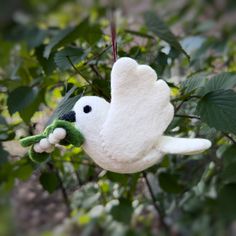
34, 57, 211, 173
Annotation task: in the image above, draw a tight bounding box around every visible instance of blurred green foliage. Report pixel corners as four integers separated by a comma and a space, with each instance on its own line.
0, 0, 236, 235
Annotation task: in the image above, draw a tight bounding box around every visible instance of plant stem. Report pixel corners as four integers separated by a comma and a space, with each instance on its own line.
83, 45, 112, 66
67, 56, 109, 100
47, 163, 71, 216
223, 133, 236, 145
142, 172, 170, 233
56, 170, 71, 216
175, 114, 200, 119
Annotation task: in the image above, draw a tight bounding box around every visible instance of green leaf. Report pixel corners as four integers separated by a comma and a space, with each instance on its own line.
77, 19, 103, 45
0, 145, 9, 165
0, 130, 15, 141
221, 162, 236, 184
158, 172, 184, 193
144, 11, 189, 59
0, 115, 7, 125
39, 171, 60, 193
150, 51, 168, 76
54, 47, 84, 70
110, 198, 133, 224
24, 27, 48, 49
19, 88, 45, 123
47, 86, 82, 124
43, 18, 102, 59
7, 86, 38, 115
106, 172, 128, 185
14, 164, 33, 181
203, 72, 236, 95
35, 45, 56, 75
181, 72, 208, 94
43, 27, 73, 59
222, 145, 236, 168
219, 145, 236, 185
92, 79, 110, 99
218, 184, 236, 220
196, 90, 236, 134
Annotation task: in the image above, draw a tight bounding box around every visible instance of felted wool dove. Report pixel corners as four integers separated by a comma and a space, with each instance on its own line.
29, 57, 211, 173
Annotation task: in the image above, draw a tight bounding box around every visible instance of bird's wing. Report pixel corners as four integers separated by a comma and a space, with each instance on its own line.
101, 57, 174, 163
157, 136, 212, 155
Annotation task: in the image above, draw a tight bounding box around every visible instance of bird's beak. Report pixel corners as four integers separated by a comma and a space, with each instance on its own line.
59, 111, 76, 122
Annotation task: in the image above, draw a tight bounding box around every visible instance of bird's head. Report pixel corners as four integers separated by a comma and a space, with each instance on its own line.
60, 96, 110, 139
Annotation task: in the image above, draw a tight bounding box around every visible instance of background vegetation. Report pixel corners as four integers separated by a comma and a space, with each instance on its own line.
1, 0, 236, 235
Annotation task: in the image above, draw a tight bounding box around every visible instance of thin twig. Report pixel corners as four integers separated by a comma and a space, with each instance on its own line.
174, 96, 201, 113
56, 170, 71, 216
175, 114, 200, 119
83, 45, 112, 66
47, 163, 71, 216
171, 95, 201, 103
223, 133, 236, 145
67, 56, 109, 100
66, 56, 93, 86
143, 172, 170, 233
90, 64, 104, 80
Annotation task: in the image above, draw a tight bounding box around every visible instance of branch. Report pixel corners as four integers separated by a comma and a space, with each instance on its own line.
142, 172, 170, 233
47, 163, 71, 216
175, 114, 200, 119
83, 45, 112, 66
90, 64, 104, 80
223, 133, 236, 145
174, 96, 201, 113
67, 56, 110, 100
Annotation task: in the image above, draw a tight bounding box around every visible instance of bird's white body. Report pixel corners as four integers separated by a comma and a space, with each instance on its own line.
35, 57, 211, 173
72, 58, 211, 173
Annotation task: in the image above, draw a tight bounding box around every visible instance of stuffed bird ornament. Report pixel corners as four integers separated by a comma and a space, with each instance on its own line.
20, 57, 211, 173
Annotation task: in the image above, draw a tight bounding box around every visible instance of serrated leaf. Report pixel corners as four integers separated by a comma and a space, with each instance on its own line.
144, 11, 189, 59
47, 86, 82, 125
39, 171, 60, 193
35, 45, 56, 75
19, 88, 45, 123
196, 90, 236, 134
43, 27, 73, 59
203, 72, 236, 95
158, 172, 184, 193
181, 72, 208, 94
43, 18, 102, 59
150, 51, 168, 76
54, 47, 84, 70
7, 86, 38, 115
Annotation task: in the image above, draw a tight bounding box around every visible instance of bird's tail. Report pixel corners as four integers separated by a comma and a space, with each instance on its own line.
157, 136, 211, 155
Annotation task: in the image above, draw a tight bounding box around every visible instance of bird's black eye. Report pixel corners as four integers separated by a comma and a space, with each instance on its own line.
83, 105, 92, 113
